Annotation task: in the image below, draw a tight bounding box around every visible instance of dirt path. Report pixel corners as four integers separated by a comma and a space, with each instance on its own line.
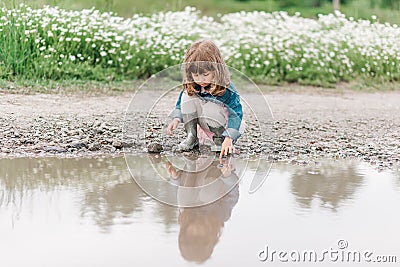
1, 90, 399, 169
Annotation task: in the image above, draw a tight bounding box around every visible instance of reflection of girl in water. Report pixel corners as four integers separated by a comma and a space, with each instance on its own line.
166, 157, 239, 263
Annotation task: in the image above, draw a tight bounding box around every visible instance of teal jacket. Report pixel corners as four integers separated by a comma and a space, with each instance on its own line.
171, 82, 243, 141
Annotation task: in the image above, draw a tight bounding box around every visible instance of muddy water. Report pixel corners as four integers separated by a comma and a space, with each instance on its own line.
0, 156, 399, 266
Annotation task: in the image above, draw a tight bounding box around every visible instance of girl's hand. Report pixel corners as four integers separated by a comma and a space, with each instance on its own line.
219, 137, 235, 158
167, 118, 180, 135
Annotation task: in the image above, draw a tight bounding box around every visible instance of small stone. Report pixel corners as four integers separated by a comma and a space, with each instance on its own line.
109, 127, 120, 133
45, 146, 68, 153
147, 142, 163, 153
88, 142, 101, 151
1, 147, 10, 153
69, 140, 88, 149
121, 141, 133, 148
112, 140, 123, 149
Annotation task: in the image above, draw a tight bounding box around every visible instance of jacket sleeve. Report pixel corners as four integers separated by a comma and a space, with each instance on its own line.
222, 85, 243, 141
169, 90, 183, 122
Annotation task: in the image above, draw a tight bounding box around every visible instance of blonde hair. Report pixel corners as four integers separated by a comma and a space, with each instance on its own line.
182, 40, 230, 96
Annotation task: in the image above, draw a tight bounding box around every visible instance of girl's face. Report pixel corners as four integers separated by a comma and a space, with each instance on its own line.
191, 71, 213, 87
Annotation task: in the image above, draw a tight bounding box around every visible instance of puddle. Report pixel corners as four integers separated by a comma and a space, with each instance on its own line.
0, 156, 399, 266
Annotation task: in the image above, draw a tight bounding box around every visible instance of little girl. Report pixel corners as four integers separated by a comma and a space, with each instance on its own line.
167, 40, 245, 158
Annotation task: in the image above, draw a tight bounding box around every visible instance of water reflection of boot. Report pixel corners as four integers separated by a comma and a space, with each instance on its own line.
175, 113, 199, 152
209, 126, 225, 152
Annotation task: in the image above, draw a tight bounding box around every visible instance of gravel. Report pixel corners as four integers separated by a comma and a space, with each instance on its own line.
0, 90, 399, 170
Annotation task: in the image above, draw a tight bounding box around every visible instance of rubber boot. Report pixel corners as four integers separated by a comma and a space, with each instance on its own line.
209, 125, 225, 152
174, 113, 199, 152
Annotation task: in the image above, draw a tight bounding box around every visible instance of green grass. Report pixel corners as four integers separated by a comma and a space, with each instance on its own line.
342, 1, 400, 25
3, 0, 400, 24
3, 0, 279, 17
0, 78, 140, 95
1, 2, 400, 92
1, 78, 399, 96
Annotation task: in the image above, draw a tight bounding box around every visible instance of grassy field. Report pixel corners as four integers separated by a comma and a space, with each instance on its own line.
1, 1, 399, 93
2, 0, 400, 24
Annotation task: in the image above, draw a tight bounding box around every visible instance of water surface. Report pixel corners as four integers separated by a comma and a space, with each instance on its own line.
1, 156, 399, 266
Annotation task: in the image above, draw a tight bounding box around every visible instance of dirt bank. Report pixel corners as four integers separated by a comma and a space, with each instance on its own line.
1, 89, 399, 169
